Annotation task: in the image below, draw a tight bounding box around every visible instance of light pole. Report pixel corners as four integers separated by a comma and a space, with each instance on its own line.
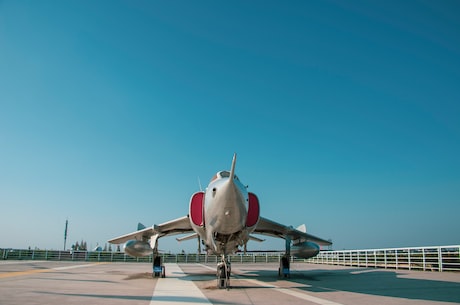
64, 219, 68, 250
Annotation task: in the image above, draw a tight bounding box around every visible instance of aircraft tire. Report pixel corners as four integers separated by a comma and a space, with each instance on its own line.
217, 266, 226, 289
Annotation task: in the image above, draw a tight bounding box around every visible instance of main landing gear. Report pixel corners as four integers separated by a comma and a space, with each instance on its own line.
152, 255, 165, 278
278, 254, 290, 278
217, 255, 231, 289
278, 237, 291, 278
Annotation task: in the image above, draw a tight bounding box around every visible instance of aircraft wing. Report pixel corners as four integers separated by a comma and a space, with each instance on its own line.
254, 217, 332, 246
108, 215, 193, 244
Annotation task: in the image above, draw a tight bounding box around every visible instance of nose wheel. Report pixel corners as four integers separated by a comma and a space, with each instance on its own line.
217, 255, 231, 289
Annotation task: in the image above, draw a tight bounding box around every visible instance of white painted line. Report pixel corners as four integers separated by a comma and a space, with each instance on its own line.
244, 278, 344, 305
150, 263, 211, 305
197, 263, 215, 271
350, 269, 379, 275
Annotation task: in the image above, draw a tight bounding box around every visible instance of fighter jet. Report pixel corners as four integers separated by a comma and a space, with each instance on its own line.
108, 153, 331, 288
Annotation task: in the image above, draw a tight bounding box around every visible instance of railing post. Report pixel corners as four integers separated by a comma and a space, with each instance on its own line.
422, 248, 426, 271
384, 250, 387, 269
408, 248, 411, 271
438, 247, 443, 272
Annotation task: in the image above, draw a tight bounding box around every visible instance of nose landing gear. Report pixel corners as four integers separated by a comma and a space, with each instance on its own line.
217, 255, 231, 289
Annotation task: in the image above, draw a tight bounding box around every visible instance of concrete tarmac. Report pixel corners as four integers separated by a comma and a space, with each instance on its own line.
1, 260, 459, 305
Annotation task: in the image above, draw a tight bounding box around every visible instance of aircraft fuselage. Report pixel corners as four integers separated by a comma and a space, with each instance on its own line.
189, 155, 259, 256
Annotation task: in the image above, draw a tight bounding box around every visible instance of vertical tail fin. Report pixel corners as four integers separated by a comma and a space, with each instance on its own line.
229, 153, 237, 180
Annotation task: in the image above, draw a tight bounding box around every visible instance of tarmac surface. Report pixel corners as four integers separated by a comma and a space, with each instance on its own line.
1, 260, 460, 305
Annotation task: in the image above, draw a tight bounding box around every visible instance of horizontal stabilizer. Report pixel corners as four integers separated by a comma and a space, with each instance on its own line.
176, 233, 199, 242
249, 235, 265, 242
297, 224, 306, 233
138, 223, 147, 230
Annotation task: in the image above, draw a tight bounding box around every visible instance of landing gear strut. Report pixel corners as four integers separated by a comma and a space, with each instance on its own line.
278, 254, 290, 278
279, 237, 291, 278
217, 255, 231, 289
152, 254, 165, 278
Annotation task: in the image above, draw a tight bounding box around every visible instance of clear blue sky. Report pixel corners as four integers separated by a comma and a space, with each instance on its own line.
1, 1, 459, 252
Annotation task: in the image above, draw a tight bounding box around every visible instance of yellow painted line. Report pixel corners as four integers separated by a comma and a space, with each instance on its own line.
0, 262, 107, 279
0, 268, 52, 279
52, 262, 107, 270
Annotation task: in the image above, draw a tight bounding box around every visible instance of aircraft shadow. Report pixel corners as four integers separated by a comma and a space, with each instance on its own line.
32, 277, 116, 283
36, 291, 236, 305
35, 291, 152, 301
241, 267, 460, 303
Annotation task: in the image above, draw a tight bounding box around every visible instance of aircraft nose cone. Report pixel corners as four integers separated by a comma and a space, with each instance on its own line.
211, 180, 246, 234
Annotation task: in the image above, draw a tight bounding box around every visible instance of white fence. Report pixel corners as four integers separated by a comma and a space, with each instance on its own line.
307, 245, 460, 272
2, 245, 459, 272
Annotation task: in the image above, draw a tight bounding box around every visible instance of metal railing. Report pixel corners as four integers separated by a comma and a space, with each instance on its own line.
2, 245, 459, 272
0, 249, 292, 264
307, 245, 460, 272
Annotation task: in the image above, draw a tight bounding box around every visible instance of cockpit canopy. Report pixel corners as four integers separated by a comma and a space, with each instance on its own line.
210, 171, 239, 183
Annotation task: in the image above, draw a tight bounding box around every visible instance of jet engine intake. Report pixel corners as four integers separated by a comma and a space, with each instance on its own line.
124, 240, 152, 257
291, 241, 320, 259
246, 192, 260, 227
